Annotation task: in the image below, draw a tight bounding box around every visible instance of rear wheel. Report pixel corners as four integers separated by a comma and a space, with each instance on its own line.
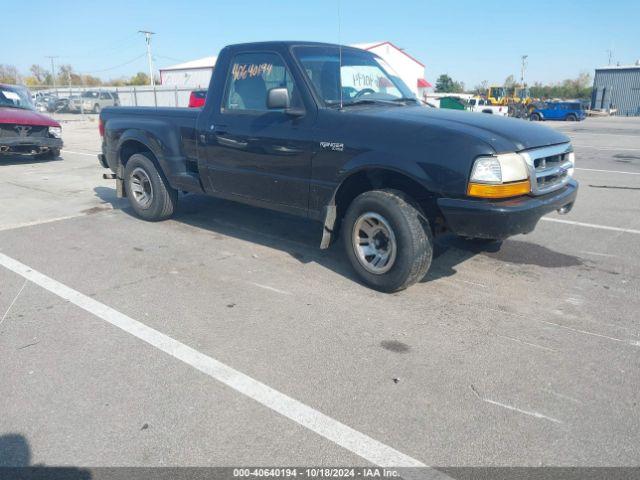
566, 114, 577, 121
342, 189, 433, 292
93, 103, 101, 114
124, 153, 177, 221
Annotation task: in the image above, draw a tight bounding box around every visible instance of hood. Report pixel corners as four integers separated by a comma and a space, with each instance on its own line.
0, 107, 60, 128
348, 105, 570, 152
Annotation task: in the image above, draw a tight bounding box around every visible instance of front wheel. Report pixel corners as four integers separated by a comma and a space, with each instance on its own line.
342, 189, 433, 292
530, 113, 541, 121
124, 153, 177, 221
566, 114, 577, 121
93, 104, 101, 114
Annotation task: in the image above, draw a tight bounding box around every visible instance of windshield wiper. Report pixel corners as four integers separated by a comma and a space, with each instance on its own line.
392, 97, 418, 104
341, 98, 404, 107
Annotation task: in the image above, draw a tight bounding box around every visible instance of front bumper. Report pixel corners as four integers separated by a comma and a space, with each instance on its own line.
437, 179, 578, 239
0, 136, 63, 155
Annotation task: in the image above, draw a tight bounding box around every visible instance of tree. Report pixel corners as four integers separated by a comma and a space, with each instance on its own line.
529, 72, 592, 100
474, 80, 488, 95
30, 64, 48, 84
127, 72, 150, 86
435, 74, 465, 93
0, 64, 19, 84
504, 75, 516, 88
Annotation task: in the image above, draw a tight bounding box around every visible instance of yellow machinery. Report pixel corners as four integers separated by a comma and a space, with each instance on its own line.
487, 85, 532, 106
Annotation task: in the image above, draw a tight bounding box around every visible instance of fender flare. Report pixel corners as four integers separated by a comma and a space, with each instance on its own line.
319, 164, 436, 249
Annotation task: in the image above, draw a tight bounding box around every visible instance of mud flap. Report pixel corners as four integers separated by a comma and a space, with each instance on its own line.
320, 204, 337, 250
116, 163, 126, 198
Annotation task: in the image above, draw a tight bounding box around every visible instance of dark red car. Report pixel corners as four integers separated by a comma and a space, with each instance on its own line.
0, 84, 63, 158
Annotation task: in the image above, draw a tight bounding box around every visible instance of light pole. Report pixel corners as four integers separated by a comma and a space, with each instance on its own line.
520, 55, 528, 86
139, 30, 156, 87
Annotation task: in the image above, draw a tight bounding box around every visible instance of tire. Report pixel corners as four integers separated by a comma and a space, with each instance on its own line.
124, 153, 177, 221
530, 113, 541, 121
342, 189, 433, 292
93, 104, 101, 114
566, 114, 577, 121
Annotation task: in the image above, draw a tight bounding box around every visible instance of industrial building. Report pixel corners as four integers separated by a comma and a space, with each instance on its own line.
158, 42, 430, 97
591, 64, 640, 116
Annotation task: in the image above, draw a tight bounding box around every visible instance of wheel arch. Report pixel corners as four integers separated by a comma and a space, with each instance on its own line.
320, 167, 441, 249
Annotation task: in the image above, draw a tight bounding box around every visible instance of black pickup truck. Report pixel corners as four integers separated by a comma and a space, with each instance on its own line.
98, 41, 578, 292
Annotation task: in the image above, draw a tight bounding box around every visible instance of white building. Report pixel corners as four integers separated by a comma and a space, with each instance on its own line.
158, 41, 430, 96
159, 56, 217, 88
351, 41, 431, 98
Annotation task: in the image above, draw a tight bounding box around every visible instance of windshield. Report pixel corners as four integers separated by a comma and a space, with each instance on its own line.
0, 85, 35, 110
82, 91, 99, 98
293, 46, 414, 106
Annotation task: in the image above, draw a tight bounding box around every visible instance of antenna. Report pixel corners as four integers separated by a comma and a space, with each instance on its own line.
338, 0, 343, 109
606, 49, 613, 65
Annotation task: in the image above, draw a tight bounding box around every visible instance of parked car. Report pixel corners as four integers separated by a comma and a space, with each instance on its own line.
69, 90, 120, 113
97, 41, 578, 292
189, 89, 207, 108
467, 97, 508, 116
34, 94, 57, 112
0, 84, 63, 158
530, 101, 586, 122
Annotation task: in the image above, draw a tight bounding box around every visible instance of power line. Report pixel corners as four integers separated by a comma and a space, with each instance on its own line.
57, 33, 140, 59
79, 53, 147, 75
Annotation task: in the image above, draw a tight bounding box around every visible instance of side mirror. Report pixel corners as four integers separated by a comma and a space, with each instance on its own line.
267, 87, 290, 110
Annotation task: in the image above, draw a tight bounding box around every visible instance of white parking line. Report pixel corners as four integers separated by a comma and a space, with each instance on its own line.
541, 217, 640, 235
0, 214, 93, 232
573, 145, 640, 152
575, 167, 640, 176
0, 252, 447, 474
61, 149, 100, 157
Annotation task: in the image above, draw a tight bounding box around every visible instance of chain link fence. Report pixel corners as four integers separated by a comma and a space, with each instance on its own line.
31, 85, 198, 109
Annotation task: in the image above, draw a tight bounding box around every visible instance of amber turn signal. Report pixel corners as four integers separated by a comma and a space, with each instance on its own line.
467, 180, 531, 199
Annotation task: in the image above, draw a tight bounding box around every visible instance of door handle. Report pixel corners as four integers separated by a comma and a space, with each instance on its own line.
210, 124, 228, 135
217, 136, 248, 149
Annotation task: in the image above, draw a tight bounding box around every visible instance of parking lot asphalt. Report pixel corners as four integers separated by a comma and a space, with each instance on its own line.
1, 115, 639, 469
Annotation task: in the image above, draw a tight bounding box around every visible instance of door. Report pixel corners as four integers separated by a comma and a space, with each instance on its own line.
545, 103, 560, 120
99, 91, 111, 108
199, 51, 313, 213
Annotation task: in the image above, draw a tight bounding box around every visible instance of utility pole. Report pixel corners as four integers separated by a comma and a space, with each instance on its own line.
520, 55, 528, 86
45, 55, 59, 90
139, 30, 156, 87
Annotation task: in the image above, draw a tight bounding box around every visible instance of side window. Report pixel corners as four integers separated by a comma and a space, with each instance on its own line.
100, 92, 111, 100
223, 52, 300, 112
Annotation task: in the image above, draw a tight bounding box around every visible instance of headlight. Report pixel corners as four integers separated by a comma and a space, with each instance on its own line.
567, 151, 575, 177
48, 126, 62, 138
468, 153, 530, 199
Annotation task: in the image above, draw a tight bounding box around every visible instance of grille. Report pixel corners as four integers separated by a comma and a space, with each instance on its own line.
0, 124, 49, 138
521, 144, 574, 196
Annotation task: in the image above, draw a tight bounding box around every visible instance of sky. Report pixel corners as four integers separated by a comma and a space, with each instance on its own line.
2, 0, 638, 88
